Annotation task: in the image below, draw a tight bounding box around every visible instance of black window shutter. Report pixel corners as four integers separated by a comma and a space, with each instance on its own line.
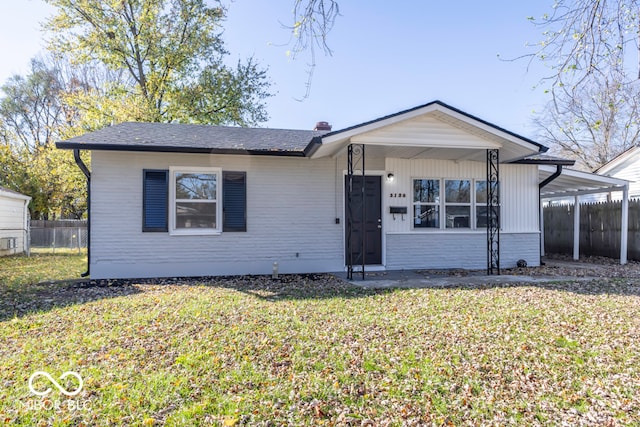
143, 170, 168, 232
223, 171, 247, 232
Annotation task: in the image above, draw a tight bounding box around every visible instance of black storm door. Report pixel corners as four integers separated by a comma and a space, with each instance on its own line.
345, 175, 382, 265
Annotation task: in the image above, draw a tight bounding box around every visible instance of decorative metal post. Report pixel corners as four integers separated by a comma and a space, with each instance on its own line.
487, 149, 500, 275
346, 144, 365, 280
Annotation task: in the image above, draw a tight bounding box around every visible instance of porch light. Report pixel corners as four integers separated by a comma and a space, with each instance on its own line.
387, 173, 395, 182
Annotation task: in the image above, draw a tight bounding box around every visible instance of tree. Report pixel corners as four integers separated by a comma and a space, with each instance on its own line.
529, 0, 640, 90
529, 0, 640, 169
535, 72, 640, 170
0, 58, 66, 150
0, 142, 87, 220
0, 57, 89, 219
286, 0, 340, 99
44, 0, 272, 126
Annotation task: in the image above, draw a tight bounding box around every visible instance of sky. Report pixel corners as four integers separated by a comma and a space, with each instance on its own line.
0, 0, 555, 139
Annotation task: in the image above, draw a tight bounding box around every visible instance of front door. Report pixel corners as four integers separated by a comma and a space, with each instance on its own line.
345, 175, 382, 265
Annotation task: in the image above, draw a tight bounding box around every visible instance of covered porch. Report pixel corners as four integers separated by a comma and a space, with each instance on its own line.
310, 101, 549, 279
539, 165, 630, 264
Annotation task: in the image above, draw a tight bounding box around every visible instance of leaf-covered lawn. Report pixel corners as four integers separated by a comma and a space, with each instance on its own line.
0, 252, 87, 319
0, 261, 639, 425
0, 251, 86, 287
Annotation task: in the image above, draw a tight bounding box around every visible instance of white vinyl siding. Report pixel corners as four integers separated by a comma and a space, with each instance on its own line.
385, 158, 539, 234
0, 192, 30, 256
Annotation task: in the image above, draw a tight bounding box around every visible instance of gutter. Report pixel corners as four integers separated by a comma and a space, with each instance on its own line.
538, 164, 563, 262
539, 165, 563, 190
73, 149, 91, 277
24, 198, 30, 256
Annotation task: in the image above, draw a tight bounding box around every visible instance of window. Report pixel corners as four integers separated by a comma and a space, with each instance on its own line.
143, 167, 247, 234
413, 179, 440, 228
170, 167, 221, 234
412, 178, 497, 230
475, 180, 500, 228
143, 170, 168, 232
444, 180, 471, 228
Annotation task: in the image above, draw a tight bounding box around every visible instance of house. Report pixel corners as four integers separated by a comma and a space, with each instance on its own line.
546, 146, 640, 204
591, 146, 640, 201
56, 100, 628, 280
0, 186, 31, 256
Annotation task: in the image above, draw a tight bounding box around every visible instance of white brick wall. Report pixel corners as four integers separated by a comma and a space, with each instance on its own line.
386, 232, 540, 270
90, 151, 542, 278
90, 152, 344, 278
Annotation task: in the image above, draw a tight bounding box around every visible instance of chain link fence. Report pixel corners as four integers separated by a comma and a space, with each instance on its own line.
30, 220, 87, 253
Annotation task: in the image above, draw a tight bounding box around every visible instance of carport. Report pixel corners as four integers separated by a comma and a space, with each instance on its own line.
538, 165, 630, 264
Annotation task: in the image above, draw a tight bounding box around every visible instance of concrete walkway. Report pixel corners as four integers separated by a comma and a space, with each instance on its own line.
335, 265, 593, 289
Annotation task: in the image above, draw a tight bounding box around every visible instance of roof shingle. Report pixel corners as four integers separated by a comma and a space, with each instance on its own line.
57, 122, 327, 156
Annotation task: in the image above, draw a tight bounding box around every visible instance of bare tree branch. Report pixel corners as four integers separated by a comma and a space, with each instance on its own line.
283, 0, 340, 100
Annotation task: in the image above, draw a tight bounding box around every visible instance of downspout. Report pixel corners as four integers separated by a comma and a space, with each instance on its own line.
24, 198, 30, 257
539, 165, 563, 190
538, 165, 563, 260
74, 149, 91, 277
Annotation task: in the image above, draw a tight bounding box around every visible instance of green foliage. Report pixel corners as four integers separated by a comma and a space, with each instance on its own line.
0, 143, 87, 219
0, 0, 274, 219
0, 58, 89, 219
44, 0, 272, 125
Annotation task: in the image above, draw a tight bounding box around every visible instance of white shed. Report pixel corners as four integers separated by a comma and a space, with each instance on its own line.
0, 186, 31, 256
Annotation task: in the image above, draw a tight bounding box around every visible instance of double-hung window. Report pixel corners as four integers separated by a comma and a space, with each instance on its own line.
475, 180, 499, 228
444, 179, 471, 228
413, 179, 440, 228
170, 167, 221, 235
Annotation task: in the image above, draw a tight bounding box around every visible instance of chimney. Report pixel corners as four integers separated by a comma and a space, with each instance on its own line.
314, 121, 332, 131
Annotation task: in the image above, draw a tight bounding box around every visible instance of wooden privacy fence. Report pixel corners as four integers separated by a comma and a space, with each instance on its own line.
544, 199, 640, 260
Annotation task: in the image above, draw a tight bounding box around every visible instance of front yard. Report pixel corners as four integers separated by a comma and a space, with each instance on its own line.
0, 254, 639, 426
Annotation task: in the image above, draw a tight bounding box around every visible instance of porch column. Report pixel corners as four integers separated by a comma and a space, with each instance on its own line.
621, 185, 629, 265
487, 149, 500, 274
573, 195, 580, 261
540, 199, 545, 257
346, 143, 366, 280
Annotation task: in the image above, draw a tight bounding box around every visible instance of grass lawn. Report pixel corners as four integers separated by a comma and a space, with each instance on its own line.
0, 254, 639, 426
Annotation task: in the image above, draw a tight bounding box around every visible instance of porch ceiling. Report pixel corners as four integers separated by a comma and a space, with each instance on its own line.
355, 145, 489, 162
539, 165, 629, 198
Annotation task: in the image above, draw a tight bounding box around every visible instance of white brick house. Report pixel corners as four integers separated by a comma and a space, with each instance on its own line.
58, 101, 614, 279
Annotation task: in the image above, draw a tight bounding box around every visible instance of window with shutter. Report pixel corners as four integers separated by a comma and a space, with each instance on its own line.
143, 170, 168, 232
223, 171, 247, 232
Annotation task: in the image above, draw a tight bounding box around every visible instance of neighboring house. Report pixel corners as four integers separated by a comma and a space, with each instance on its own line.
56, 100, 624, 279
551, 146, 640, 204
588, 146, 640, 201
0, 186, 31, 256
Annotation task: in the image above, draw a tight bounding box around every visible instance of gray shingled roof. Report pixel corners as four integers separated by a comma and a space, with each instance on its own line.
56, 122, 327, 156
